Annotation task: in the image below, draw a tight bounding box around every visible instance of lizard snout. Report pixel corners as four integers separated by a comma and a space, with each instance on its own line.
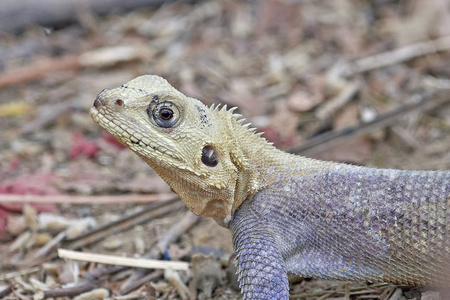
93, 88, 117, 109
93, 96, 107, 108
93, 97, 102, 108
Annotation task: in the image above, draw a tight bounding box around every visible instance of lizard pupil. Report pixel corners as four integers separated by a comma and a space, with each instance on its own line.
160, 108, 173, 120
149, 102, 179, 128
201, 145, 218, 167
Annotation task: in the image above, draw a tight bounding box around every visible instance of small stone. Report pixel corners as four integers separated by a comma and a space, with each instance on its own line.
6, 215, 26, 236
421, 291, 442, 300
287, 90, 323, 112
34, 233, 52, 246
102, 237, 123, 250
74, 288, 109, 300
191, 253, 223, 297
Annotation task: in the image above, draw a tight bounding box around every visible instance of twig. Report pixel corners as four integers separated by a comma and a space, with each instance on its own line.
0, 193, 176, 204
9, 231, 32, 252
0, 45, 153, 88
388, 288, 403, 300
379, 287, 396, 300
63, 198, 183, 250
289, 283, 391, 299
108, 293, 149, 300
120, 212, 200, 292
0, 0, 166, 33
391, 126, 421, 149
14, 231, 67, 268
289, 92, 449, 155
83, 265, 125, 281
144, 282, 157, 300
40, 283, 96, 299
72, 288, 109, 300
10, 283, 30, 300
316, 291, 334, 300
315, 80, 361, 120
424, 76, 450, 90
40, 265, 124, 299
13, 277, 35, 293
58, 249, 190, 271
147, 211, 200, 259
289, 289, 336, 299
165, 269, 190, 300
0, 285, 12, 298
34, 231, 67, 259
119, 270, 164, 295
0, 55, 80, 88
0, 267, 39, 280
345, 35, 450, 76
344, 283, 350, 300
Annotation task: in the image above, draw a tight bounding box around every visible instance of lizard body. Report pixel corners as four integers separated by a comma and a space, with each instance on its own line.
91, 75, 450, 299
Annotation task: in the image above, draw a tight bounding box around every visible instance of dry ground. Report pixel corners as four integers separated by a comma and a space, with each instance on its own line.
0, 1, 449, 299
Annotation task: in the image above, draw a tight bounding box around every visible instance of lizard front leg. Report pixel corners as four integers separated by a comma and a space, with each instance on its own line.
230, 198, 289, 300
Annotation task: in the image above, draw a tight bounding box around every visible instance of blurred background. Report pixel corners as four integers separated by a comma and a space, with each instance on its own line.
0, 0, 449, 299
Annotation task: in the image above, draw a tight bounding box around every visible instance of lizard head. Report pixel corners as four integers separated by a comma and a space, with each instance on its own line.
90, 75, 267, 225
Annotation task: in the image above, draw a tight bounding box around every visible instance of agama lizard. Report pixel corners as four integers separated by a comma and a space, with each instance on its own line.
90, 75, 450, 299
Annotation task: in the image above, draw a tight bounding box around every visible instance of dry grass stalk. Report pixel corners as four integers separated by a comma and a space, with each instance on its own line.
0, 193, 176, 204
58, 249, 189, 271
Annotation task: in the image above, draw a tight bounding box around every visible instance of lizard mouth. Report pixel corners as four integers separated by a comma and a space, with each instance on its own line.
90, 106, 157, 150
90, 106, 187, 169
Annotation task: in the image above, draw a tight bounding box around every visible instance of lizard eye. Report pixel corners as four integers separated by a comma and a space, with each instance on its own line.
160, 108, 173, 120
149, 102, 180, 128
201, 145, 219, 167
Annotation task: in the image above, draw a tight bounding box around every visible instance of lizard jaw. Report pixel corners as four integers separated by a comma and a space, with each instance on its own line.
90, 106, 188, 170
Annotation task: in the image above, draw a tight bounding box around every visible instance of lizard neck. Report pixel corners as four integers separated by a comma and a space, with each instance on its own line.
226, 113, 333, 214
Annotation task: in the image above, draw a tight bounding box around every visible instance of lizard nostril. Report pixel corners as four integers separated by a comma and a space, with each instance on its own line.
115, 99, 123, 106
93, 97, 103, 108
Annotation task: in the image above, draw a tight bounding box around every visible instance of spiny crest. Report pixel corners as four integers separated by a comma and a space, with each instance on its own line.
210, 103, 223, 111
208, 102, 273, 146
